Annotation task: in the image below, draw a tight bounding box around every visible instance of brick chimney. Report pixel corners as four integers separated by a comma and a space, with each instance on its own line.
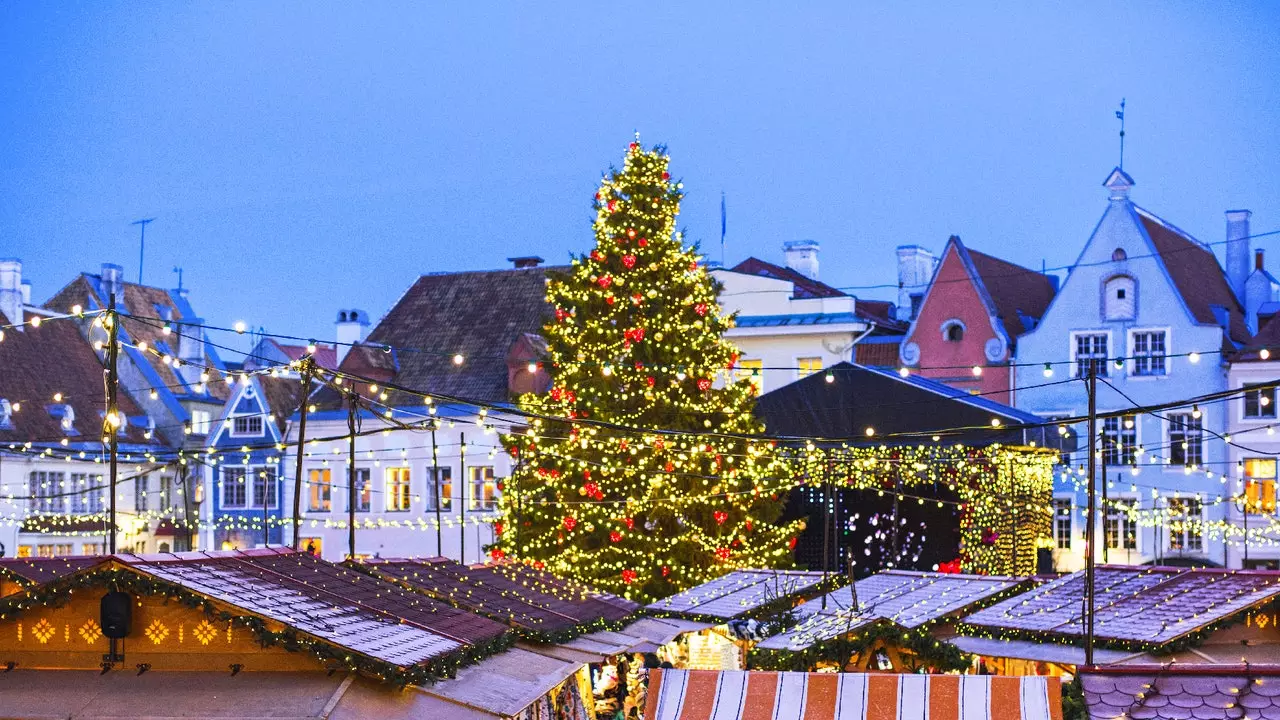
335, 309, 369, 365
0, 259, 23, 328
783, 240, 820, 280
1226, 210, 1252, 304
100, 263, 124, 299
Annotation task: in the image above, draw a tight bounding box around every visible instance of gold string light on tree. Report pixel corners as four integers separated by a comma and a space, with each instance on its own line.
495, 139, 803, 601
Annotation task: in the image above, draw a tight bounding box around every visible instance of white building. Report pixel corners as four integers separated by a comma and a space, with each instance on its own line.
711, 241, 906, 395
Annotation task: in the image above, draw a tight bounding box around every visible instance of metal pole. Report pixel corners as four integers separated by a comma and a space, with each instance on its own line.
1101, 453, 1109, 563
107, 294, 120, 554
459, 432, 467, 564
346, 391, 357, 559
431, 426, 442, 556
1084, 366, 1098, 667
291, 361, 313, 549
261, 468, 269, 547
1009, 459, 1018, 574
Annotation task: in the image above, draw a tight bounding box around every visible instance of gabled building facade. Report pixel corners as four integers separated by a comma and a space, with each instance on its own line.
712, 241, 906, 395
898, 236, 1057, 404
1014, 169, 1252, 570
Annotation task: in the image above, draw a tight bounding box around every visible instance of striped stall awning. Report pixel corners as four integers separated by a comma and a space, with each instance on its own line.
644, 670, 1062, 720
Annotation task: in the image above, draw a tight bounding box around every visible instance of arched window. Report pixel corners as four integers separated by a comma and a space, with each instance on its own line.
1104, 276, 1136, 321
1112, 248, 1127, 262
942, 320, 965, 342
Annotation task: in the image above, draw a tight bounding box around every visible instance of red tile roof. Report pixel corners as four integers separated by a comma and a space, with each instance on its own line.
1082, 665, 1280, 720
272, 340, 338, 370
854, 340, 902, 367
966, 246, 1057, 337
963, 565, 1280, 645
1137, 208, 1250, 347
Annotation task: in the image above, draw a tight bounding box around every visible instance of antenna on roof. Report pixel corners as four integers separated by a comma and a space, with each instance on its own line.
172, 266, 184, 292
132, 217, 155, 285
1115, 99, 1126, 170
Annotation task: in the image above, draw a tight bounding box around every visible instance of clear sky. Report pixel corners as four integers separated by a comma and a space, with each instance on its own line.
2, 2, 1277, 350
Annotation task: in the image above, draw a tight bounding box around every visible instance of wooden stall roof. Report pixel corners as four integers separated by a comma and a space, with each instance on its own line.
415, 647, 584, 718
363, 557, 637, 636
0, 555, 104, 586
962, 565, 1280, 645
1081, 664, 1280, 720
645, 569, 830, 621
644, 669, 1063, 720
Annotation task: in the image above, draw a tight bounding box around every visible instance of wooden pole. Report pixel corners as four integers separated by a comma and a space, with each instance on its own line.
1085, 365, 1098, 666
106, 294, 119, 554
291, 360, 313, 549
346, 391, 357, 559
459, 432, 467, 564
431, 425, 442, 556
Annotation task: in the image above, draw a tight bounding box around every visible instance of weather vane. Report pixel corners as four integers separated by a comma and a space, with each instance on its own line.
1116, 98, 1126, 170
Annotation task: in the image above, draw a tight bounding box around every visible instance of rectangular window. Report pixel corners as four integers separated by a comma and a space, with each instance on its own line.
797, 357, 823, 380
735, 359, 764, 394
347, 468, 371, 512
221, 468, 247, 508
81, 543, 102, 555
16, 546, 32, 558
158, 475, 173, 511
1074, 333, 1109, 378
1168, 413, 1203, 466
134, 473, 149, 512
231, 415, 264, 437
1053, 498, 1072, 549
54, 543, 73, 557
427, 468, 452, 510
190, 409, 212, 436
1101, 415, 1137, 465
1246, 458, 1277, 514
37, 545, 55, 558
1244, 384, 1277, 419
1132, 331, 1167, 376
1168, 497, 1203, 551
70, 473, 104, 514
1105, 499, 1137, 550
470, 466, 498, 511
29, 471, 65, 514
252, 468, 278, 509
386, 467, 411, 512
308, 469, 331, 512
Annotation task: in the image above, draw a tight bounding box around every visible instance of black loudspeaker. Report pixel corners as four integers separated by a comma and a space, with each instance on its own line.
101, 591, 132, 639
1036, 547, 1055, 576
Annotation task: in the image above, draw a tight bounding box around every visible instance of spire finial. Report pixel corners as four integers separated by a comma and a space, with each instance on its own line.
1115, 99, 1126, 170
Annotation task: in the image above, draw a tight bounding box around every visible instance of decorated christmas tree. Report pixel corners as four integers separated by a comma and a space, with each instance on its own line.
495, 140, 803, 600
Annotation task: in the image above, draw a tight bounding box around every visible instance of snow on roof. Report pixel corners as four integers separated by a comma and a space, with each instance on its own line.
645, 569, 829, 620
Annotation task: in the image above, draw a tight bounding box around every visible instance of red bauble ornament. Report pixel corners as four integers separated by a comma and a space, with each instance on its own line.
697, 378, 712, 392
713, 510, 728, 525
598, 275, 613, 288
624, 517, 635, 530
621, 569, 637, 584
629, 142, 639, 150
662, 566, 670, 577
606, 296, 615, 305
494, 522, 504, 535
608, 200, 617, 211
745, 521, 753, 532
554, 308, 569, 322
662, 172, 670, 180
638, 238, 648, 247
533, 560, 545, 570
609, 531, 622, 543
591, 250, 604, 262
563, 516, 577, 532
788, 537, 798, 550
715, 547, 731, 562
664, 462, 674, 472
646, 376, 655, 387
694, 303, 708, 316
490, 548, 505, 559
622, 255, 637, 269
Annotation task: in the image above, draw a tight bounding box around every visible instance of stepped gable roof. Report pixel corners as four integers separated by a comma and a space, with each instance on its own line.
341, 266, 562, 404
646, 569, 829, 621
0, 309, 158, 447
1082, 665, 1280, 720
364, 557, 636, 636
962, 565, 1280, 645
46, 274, 230, 404
965, 245, 1057, 337
1136, 207, 1250, 347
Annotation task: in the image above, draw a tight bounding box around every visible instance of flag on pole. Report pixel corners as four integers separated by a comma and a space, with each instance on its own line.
720, 192, 727, 262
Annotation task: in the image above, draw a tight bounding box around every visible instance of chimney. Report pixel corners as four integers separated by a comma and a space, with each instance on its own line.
100, 263, 124, 299
1226, 210, 1252, 304
20, 281, 31, 305
507, 256, 544, 269
895, 245, 938, 321
178, 316, 206, 368
1245, 248, 1271, 333
0, 259, 23, 328
335, 309, 369, 365
783, 240, 820, 280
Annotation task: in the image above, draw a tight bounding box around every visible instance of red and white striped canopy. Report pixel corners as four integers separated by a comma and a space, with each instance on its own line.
644, 670, 1062, 720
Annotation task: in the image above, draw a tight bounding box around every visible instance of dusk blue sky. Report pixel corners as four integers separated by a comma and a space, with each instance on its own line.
3, 3, 1278, 353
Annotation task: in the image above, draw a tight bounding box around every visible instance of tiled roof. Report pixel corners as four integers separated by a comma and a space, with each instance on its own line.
255, 374, 306, 433
45, 275, 230, 403
854, 338, 902, 367
1137, 208, 1251, 347
345, 267, 561, 404
272, 339, 338, 370
966, 246, 1057, 337
852, 298, 907, 331
962, 565, 1280, 645
730, 258, 846, 300
757, 570, 1024, 652
646, 569, 829, 620
1235, 312, 1280, 362
0, 310, 158, 446
364, 557, 637, 635
1082, 665, 1280, 720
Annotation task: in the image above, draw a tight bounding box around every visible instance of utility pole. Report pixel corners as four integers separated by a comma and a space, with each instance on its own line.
106, 294, 120, 554
1084, 365, 1098, 667
290, 360, 314, 549
459, 433, 467, 564
346, 391, 357, 559
431, 425, 442, 556
1101, 451, 1109, 564
132, 218, 155, 285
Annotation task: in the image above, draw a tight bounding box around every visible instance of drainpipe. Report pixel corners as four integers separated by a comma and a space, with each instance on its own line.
846, 324, 877, 363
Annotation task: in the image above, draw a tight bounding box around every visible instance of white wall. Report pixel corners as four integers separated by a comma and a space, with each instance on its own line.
1226, 361, 1280, 568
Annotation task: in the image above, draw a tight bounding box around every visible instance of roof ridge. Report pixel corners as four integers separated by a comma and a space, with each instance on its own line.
1133, 205, 1213, 252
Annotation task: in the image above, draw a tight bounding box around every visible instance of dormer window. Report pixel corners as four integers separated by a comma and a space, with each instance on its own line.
1104, 276, 1136, 321
942, 319, 965, 342
231, 415, 263, 437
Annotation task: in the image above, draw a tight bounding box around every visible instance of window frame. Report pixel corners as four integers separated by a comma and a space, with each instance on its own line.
251, 467, 278, 510
29, 471, 66, 514
796, 356, 823, 381
1101, 414, 1139, 466
735, 358, 764, 394
1245, 457, 1278, 514
1070, 331, 1111, 378
1242, 382, 1278, 420
1167, 411, 1204, 467
1128, 327, 1170, 378
426, 467, 453, 511
1166, 496, 1204, 552
221, 467, 248, 509
385, 467, 412, 512
307, 468, 332, 512
229, 414, 265, 438
1104, 496, 1138, 551
346, 467, 372, 512
469, 466, 499, 511
1052, 496, 1073, 550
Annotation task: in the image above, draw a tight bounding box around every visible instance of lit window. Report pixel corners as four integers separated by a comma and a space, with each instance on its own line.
1246, 458, 1277, 514
29, 471, 66, 514
308, 468, 331, 512
735, 359, 763, 394
1132, 331, 1166, 376
231, 415, 263, 437
190, 410, 212, 436
469, 466, 499, 511
386, 467, 412, 512
797, 357, 823, 380
16, 545, 32, 558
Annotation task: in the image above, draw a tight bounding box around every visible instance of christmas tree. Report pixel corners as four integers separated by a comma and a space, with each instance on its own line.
496, 140, 802, 600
